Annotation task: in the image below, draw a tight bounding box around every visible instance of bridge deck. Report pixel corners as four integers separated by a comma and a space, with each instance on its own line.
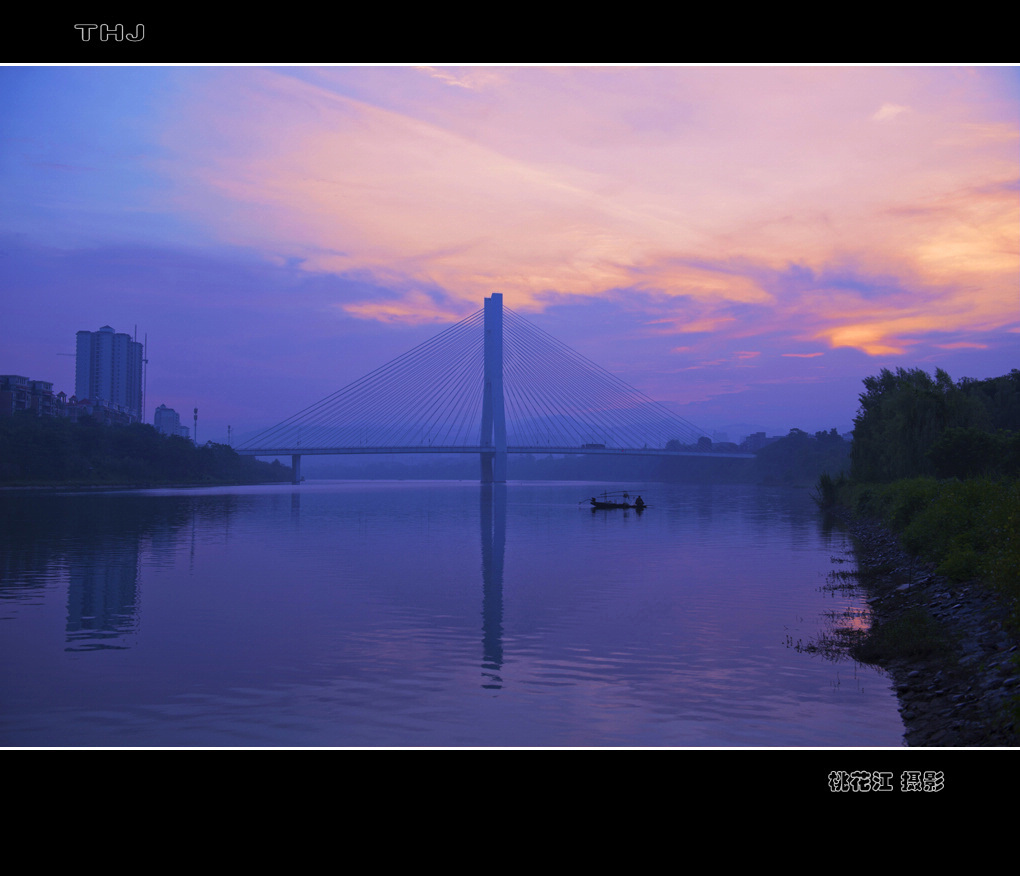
235, 445, 755, 459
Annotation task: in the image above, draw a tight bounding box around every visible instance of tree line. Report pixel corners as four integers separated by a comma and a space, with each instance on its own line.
0, 413, 292, 485
851, 367, 1020, 482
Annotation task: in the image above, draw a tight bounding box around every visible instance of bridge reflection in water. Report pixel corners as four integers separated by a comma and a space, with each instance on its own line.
480, 484, 506, 689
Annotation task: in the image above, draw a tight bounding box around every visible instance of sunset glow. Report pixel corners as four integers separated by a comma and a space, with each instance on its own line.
2, 65, 1017, 440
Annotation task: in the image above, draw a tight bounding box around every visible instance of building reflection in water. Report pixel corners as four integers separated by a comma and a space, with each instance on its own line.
65, 542, 140, 650
0, 492, 244, 652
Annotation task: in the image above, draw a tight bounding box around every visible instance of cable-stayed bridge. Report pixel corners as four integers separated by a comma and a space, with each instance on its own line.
236, 294, 753, 482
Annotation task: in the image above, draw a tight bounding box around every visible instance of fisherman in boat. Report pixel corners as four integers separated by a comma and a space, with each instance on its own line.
634, 496, 646, 509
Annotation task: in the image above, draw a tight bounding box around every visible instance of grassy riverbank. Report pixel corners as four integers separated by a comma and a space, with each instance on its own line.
810, 368, 1020, 742
819, 474, 1019, 628
820, 475, 1020, 628
825, 500, 1019, 745
817, 473, 1019, 743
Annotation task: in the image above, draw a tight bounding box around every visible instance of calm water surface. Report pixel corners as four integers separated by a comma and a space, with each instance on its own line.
1, 481, 904, 746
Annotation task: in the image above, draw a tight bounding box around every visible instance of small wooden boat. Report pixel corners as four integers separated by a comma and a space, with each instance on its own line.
586, 491, 647, 510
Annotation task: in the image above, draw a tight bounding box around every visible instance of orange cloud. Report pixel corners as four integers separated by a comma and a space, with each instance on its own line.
340, 292, 469, 325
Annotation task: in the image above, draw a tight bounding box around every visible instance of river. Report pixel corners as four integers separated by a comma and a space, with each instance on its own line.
0, 481, 905, 747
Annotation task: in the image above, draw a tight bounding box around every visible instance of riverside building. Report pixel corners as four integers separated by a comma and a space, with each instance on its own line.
154, 404, 189, 439
75, 325, 144, 423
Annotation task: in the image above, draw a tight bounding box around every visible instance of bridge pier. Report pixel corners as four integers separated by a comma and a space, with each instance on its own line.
291, 453, 302, 484
481, 293, 507, 483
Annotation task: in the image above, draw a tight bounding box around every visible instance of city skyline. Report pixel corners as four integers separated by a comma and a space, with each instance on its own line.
2, 65, 1017, 444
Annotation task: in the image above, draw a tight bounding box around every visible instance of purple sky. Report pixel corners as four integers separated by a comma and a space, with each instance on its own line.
2, 65, 1017, 444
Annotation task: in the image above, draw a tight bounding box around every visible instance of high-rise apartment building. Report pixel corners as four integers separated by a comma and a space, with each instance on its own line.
75, 325, 144, 422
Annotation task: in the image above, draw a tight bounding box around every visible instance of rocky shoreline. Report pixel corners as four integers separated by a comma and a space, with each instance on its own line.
834, 509, 1019, 746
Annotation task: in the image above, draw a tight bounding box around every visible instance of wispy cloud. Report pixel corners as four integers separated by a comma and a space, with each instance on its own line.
872, 103, 910, 122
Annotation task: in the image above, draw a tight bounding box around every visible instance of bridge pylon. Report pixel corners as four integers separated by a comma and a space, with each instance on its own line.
480, 293, 507, 483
